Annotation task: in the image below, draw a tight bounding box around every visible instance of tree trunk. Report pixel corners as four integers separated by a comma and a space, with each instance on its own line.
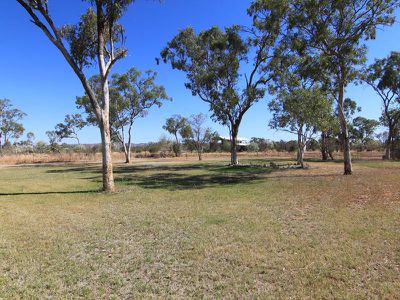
328, 150, 335, 161
99, 113, 115, 192
321, 132, 328, 161
338, 82, 352, 175
122, 142, 129, 163
297, 131, 305, 168
385, 125, 393, 160
174, 134, 181, 157
125, 144, 131, 163
124, 124, 133, 163
197, 144, 203, 161
230, 127, 239, 166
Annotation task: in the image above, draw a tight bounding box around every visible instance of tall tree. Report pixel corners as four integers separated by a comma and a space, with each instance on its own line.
26, 132, 36, 146
364, 51, 400, 159
161, 13, 285, 165
77, 68, 170, 163
0, 99, 26, 153
54, 114, 86, 144
269, 87, 332, 168
319, 112, 339, 161
351, 116, 380, 151
250, 0, 398, 174
46, 130, 60, 152
184, 113, 213, 161
163, 115, 190, 157
17, 0, 137, 191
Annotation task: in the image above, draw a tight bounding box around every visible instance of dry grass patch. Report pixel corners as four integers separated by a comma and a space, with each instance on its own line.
0, 159, 399, 298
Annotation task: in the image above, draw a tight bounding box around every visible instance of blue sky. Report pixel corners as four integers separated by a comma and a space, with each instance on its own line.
1, 1, 399, 144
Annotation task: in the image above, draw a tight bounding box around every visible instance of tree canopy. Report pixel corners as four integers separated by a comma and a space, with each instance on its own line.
77, 67, 170, 162
161, 15, 286, 164
17, 0, 138, 191
251, 0, 399, 174
364, 51, 400, 159
0, 99, 26, 152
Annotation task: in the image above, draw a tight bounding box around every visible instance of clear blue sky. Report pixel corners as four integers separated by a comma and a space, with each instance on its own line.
1, 1, 399, 144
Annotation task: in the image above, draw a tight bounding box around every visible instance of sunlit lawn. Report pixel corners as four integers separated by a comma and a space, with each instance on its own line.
0, 158, 399, 298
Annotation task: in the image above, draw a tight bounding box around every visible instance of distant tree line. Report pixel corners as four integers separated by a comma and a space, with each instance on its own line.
11, 0, 400, 189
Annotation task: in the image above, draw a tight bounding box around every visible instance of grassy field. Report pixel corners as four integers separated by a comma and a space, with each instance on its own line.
0, 158, 399, 298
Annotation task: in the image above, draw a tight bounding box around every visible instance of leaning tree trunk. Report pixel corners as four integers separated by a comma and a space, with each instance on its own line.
230, 126, 239, 166
122, 142, 129, 163
338, 82, 352, 175
125, 124, 133, 163
328, 149, 335, 161
119, 127, 130, 164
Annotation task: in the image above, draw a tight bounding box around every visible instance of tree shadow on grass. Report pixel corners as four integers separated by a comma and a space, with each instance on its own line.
114, 164, 276, 191
0, 189, 100, 196
46, 165, 101, 174
43, 162, 325, 191
115, 172, 265, 190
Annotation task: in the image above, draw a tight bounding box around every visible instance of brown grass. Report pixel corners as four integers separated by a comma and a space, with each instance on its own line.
0, 150, 385, 165
0, 158, 399, 298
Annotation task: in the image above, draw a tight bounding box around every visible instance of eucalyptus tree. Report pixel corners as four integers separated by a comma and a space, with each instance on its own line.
0, 99, 26, 153
351, 117, 380, 151
364, 52, 400, 159
319, 112, 339, 161
46, 130, 60, 152
269, 87, 332, 168
184, 113, 213, 161
54, 114, 86, 144
161, 9, 286, 165
267, 41, 333, 167
250, 0, 399, 174
163, 115, 190, 157
17, 0, 137, 191
77, 68, 170, 163
27, 132, 36, 146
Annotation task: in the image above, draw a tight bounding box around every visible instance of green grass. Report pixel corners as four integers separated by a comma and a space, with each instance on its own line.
0, 159, 399, 298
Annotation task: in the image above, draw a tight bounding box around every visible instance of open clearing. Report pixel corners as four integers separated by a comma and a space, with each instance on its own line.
0, 158, 399, 298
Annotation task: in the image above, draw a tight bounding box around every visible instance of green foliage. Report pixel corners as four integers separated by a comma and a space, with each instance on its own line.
248, 141, 260, 152
250, 137, 274, 152
59, 9, 98, 70
252, 0, 399, 171
161, 13, 286, 164
161, 26, 253, 127
46, 130, 61, 152
18, 0, 139, 190
77, 67, 170, 144
183, 114, 213, 159
269, 88, 332, 138
0, 99, 26, 149
351, 117, 379, 150
163, 115, 190, 156
365, 51, 400, 128
163, 115, 189, 141
277, 0, 399, 87
54, 114, 86, 144
364, 51, 400, 158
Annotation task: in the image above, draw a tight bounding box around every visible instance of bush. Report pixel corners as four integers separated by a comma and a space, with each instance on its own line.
247, 142, 260, 152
